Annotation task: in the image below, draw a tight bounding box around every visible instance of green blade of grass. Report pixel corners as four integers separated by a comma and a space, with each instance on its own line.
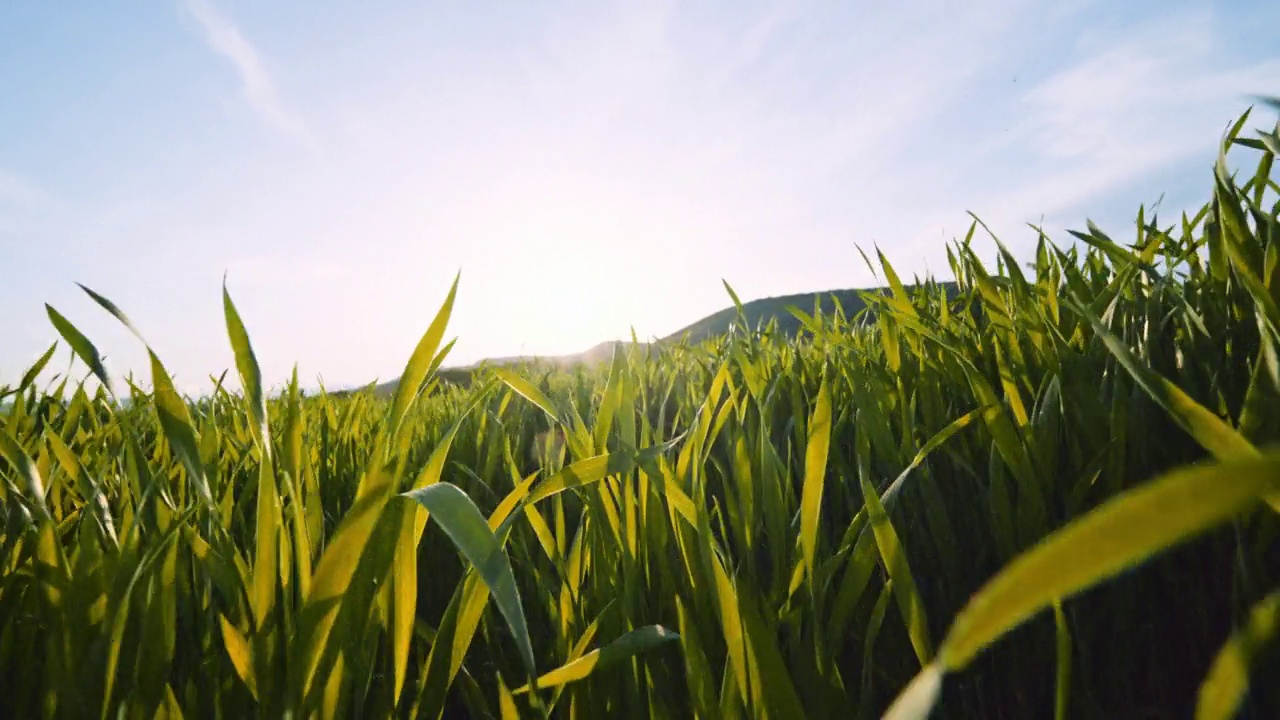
860, 580, 894, 720
388, 386, 494, 702
401, 482, 536, 679
887, 453, 1280, 719
148, 351, 214, 507
800, 374, 832, 591
289, 467, 394, 704
879, 405, 987, 510
738, 588, 808, 719
883, 664, 944, 720
0, 424, 50, 523
388, 273, 459, 441
1195, 590, 1280, 720
513, 625, 678, 694
495, 368, 563, 424
250, 458, 279, 630
222, 281, 270, 453
413, 475, 538, 718
77, 283, 146, 342
711, 551, 751, 709
859, 471, 933, 667
497, 676, 520, 720
17, 342, 58, 395
723, 279, 746, 317
1071, 299, 1267, 468
1053, 601, 1071, 720
529, 452, 630, 504
45, 429, 117, 548
676, 596, 719, 719
45, 305, 112, 397
528, 436, 681, 506
950, 452, 1277, 666
219, 614, 258, 700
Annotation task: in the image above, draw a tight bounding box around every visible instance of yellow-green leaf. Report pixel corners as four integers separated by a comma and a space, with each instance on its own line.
800, 374, 832, 589
1196, 590, 1280, 720
222, 281, 270, 452
389, 273, 459, 441
860, 471, 932, 666
883, 664, 944, 720
45, 305, 112, 396
402, 482, 536, 678
495, 368, 562, 424
219, 614, 258, 700
941, 454, 1280, 672
513, 625, 678, 694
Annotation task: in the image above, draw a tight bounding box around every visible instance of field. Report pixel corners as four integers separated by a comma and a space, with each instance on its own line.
2, 109, 1280, 719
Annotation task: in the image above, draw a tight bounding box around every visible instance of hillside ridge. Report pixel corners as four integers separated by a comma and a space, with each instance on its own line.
368, 282, 955, 395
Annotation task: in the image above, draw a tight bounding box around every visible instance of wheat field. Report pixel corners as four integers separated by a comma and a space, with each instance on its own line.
1, 108, 1279, 719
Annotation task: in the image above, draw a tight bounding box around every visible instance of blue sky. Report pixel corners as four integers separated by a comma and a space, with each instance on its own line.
2, 0, 1278, 394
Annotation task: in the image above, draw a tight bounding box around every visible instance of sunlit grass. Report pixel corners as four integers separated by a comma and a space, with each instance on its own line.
1, 108, 1278, 718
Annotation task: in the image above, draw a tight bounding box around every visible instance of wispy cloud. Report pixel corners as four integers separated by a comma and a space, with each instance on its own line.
993, 8, 1280, 222
182, 0, 313, 144
794, 3, 1280, 271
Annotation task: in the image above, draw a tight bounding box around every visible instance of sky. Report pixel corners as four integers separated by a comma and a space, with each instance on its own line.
2, 0, 1279, 394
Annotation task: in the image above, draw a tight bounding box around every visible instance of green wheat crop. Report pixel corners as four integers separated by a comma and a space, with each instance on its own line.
2, 107, 1279, 719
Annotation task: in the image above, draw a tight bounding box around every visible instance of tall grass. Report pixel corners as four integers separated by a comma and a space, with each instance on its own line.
2, 108, 1279, 719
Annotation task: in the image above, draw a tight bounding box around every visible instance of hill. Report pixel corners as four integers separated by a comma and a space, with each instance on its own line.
662, 288, 869, 344
369, 340, 641, 396
367, 283, 956, 395
662, 282, 960, 343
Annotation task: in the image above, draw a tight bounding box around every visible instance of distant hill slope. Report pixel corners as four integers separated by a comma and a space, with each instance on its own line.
665, 282, 961, 343
663, 288, 869, 344
369, 341, 640, 396
366, 283, 955, 395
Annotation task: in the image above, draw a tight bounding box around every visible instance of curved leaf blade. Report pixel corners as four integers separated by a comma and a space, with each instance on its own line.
495, 368, 562, 424
800, 375, 832, 588
77, 283, 146, 342
860, 471, 933, 666
219, 614, 258, 700
17, 342, 58, 394
883, 664, 943, 720
0, 425, 50, 523
148, 351, 214, 507
45, 305, 112, 396
1196, 590, 1280, 720
940, 454, 1280, 672
401, 482, 536, 678
222, 281, 270, 452
389, 273, 459, 440
512, 625, 678, 694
